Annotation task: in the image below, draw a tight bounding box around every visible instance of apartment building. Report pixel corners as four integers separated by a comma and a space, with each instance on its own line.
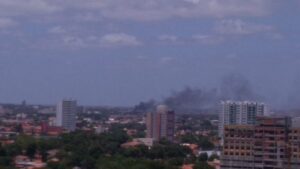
146, 105, 175, 141
56, 99, 77, 131
219, 101, 265, 139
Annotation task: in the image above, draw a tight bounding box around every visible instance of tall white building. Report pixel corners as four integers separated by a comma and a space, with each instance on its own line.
218, 101, 265, 139
292, 117, 300, 128
56, 99, 77, 131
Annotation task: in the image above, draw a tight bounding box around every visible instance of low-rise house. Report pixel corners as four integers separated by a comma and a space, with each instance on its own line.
15, 155, 46, 169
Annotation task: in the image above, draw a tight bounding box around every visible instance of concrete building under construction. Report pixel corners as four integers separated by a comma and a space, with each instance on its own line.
221, 116, 300, 169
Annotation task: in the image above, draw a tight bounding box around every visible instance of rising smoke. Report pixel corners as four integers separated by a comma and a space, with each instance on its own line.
134, 73, 261, 114
219, 73, 261, 101
163, 87, 218, 113
286, 76, 300, 111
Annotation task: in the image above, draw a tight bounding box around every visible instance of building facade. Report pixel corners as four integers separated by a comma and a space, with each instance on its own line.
146, 105, 175, 141
56, 99, 77, 131
219, 101, 265, 139
221, 116, 300, 169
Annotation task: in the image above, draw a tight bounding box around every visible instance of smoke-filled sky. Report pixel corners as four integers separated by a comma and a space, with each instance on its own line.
0, 0, 300, 108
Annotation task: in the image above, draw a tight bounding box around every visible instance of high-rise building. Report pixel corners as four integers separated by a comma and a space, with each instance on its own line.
218, 101, 265, 139
221, 116, 300, 169
146, 105, 175, 141
56, 99, 77, 131
292, 117, 300, 128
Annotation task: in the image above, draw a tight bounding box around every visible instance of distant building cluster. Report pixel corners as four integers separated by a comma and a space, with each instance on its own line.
5, 97, 300, 169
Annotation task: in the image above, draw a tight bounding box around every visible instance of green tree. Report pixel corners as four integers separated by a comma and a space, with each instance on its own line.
198, 153, 208, 162
193, 161, 214, 169
208, 154, 219, 161
26, 143, 37, 160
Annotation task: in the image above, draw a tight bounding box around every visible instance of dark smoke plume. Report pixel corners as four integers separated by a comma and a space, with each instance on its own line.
134, 73, 260, 114
219, 73, 261, 101
163, 87, 218, 113
286, 76, 300, 111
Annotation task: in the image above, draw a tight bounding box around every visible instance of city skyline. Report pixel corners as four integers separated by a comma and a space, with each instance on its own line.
1, 1, 300, 168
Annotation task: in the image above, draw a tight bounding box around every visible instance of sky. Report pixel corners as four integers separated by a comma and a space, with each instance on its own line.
0, 0, 300, 107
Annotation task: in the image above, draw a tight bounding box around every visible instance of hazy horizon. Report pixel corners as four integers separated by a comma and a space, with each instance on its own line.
0, 1, 300, 109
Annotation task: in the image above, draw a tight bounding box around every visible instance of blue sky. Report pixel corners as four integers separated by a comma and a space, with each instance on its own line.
0, 0, 300, 107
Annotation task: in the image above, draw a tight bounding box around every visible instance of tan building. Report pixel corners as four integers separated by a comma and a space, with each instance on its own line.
221, 116, 300, 169
146, 105, 175, 141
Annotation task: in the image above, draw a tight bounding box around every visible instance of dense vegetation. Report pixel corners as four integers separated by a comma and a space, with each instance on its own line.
0, 124, 215, 169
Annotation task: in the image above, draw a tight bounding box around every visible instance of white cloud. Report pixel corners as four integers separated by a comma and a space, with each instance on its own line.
266, 32, 284, 40
192, 34, 224, 44
94, 0, 272, 21
158, 35, 178, 42
0, 0, 59, 16
55, 33, 141, 48
160, 56, 174, 64
48, 26, 66, 34
157, 34, 224, 45
0, 0, 274, 21
100, 33, 141, 47
215, 19, 273, 35
0, 18, 17, 28
183, 0, 201, 4
136, 55, 148, 60
63, 36, 85, 47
